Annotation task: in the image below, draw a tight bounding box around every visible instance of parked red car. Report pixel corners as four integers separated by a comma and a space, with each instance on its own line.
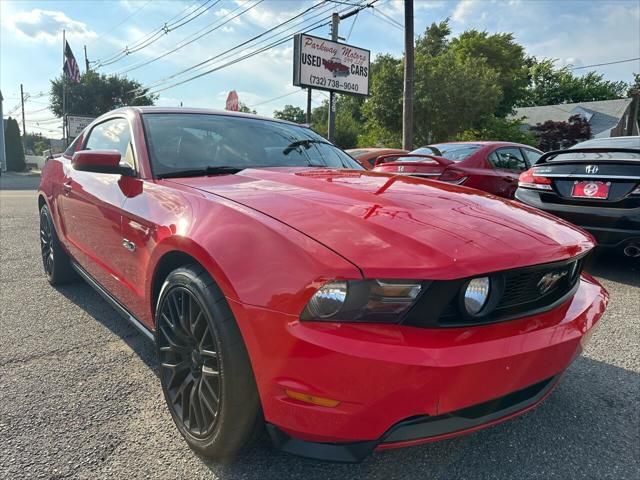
38, 108, 607, 463
346, 147, 408, 169
373, 141, 543, 199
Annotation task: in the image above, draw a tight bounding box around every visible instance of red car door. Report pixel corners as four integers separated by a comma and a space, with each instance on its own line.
58, 117, 135, 302
486, 147, 529, 198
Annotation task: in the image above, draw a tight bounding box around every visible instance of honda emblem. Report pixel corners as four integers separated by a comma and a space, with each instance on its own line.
585, 165, 599, 174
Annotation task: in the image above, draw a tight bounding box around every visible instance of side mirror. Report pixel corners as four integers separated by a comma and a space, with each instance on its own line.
72, 150, 134, 176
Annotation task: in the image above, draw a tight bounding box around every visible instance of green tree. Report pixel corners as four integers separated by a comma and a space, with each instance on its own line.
416, 19, 451, 57
50, 71, 156, 117
521, 59, 629, 106
4, 118, 26, 171
361, 54, 404, 146
273, 104, 306, 123
24, 133, 50, 155
309, 95, 365, 148
456, 116, 536, 145
449, 29, 529, 116
414, 51, 502, 144
237, 102, 257, 114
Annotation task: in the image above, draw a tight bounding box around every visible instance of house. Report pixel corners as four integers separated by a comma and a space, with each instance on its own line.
513, 98, 639, 138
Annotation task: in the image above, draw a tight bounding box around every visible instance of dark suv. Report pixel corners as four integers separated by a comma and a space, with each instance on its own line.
516, 136, 640, 256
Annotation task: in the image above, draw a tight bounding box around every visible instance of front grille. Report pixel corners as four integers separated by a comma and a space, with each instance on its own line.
403, 254, 587, 328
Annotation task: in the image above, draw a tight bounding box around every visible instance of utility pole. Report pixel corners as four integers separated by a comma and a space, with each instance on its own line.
0, 89, 6, 173
627, 89, 639, 136
84, 45, 90, 73
327, 12, 340, 143
20, 84, 27, 150
402, 0, 414, 150
306, 88, 312, 124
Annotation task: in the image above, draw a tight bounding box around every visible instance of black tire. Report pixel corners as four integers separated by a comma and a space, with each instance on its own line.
155, 264, 262, 460
39, 204, 76, 285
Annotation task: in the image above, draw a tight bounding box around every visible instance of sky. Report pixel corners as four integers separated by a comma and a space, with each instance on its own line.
1, 0, 639, 138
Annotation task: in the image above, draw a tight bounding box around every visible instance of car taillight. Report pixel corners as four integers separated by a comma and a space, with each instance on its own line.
631, 185, 640, 195
519, 168, 552, 191
439, 169, 468, 184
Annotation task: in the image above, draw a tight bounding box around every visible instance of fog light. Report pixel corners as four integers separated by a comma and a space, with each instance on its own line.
464, 277, 490, 315
306, 281, 348, 319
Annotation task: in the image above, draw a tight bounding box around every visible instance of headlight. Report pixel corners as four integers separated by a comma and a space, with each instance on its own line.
305, 281, 348, 319
301, 279, 423, 323
463, 277, 491, 316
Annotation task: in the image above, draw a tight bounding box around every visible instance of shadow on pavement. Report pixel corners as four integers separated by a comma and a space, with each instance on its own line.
585, 248, 640, 288
54, 281, 158, 373
0, 172, 41, 191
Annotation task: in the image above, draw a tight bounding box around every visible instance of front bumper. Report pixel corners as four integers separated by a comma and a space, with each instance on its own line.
267, 374, 559, 462
228, 274, 608, 462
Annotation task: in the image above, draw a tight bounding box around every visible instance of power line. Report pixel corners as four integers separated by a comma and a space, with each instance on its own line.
88, 0, 154, 46
94, 1, 220, 68
138, 1, 375, 97
569, 57, 640, 70
94, 1, 206, 64
249, 89, 305, 108
111, 0, 261, 76
135, 1, 335, 94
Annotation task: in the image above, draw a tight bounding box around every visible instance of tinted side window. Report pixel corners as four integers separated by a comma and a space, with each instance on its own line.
523, 148, 542, 166
85, 118, 135, 169
489, 147, 527, 171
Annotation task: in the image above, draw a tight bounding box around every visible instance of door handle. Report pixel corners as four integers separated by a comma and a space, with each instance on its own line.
63, 181, 72, 195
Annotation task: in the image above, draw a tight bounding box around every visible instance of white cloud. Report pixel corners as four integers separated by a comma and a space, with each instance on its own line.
3, 9, 97, 43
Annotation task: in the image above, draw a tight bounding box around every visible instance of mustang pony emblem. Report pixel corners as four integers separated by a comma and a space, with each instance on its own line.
537, 270, 568, 294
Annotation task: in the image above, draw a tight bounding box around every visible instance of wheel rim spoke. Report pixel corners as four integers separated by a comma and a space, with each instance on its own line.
158, 286, 221, 438
39, 213, 53, 275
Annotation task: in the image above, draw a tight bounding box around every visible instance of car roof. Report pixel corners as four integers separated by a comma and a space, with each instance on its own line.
426, 141, 535, 147
111, 106, 302, 127
570, 136, 640, 149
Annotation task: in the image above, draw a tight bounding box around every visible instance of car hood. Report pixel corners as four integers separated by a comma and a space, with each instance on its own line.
173, 168, 593, 279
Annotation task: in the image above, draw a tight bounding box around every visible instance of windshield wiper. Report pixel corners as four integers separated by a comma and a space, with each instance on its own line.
156, 166, 244, 179
283, 139, 330, 155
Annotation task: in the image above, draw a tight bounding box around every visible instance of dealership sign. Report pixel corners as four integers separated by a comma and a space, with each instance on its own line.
67, 115, 95, 138
293, 33, 370, 96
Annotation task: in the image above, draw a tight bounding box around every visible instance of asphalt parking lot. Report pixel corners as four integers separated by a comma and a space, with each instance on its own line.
1, 173, 638, 479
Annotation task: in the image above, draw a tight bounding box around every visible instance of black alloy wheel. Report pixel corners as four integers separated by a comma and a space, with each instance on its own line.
39, 204, 76, 285
158, 286, 221, 438
40, 207, 54, 277
156, 265, 262, 459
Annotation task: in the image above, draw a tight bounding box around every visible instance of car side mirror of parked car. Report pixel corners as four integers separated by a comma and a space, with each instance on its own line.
72, 150, 134, 176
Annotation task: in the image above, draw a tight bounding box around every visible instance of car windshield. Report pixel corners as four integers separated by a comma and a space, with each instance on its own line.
552, 137, 640, 161
142, 113, 362, 177
412, 144, 482, 161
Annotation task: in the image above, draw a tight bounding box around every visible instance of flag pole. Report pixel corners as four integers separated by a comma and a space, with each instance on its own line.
62, 29, 67, 147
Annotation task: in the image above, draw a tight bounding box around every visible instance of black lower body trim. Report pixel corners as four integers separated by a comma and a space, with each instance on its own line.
71, 261, 155, 342
268, 375, 559, 463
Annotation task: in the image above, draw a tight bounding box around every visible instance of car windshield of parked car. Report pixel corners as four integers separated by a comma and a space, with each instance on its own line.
412, 144, 482, 162
552, 137, 640, 161
142, 113, 363, 177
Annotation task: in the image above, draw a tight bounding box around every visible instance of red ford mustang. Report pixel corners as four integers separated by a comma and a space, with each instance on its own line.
38, 108, 607, 463
373, 141, 543, 199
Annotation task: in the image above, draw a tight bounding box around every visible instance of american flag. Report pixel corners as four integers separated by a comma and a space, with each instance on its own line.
64, 41, 81, 83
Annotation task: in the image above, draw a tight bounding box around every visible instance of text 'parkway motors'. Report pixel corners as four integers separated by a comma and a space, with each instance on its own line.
293, 33, 370, 96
